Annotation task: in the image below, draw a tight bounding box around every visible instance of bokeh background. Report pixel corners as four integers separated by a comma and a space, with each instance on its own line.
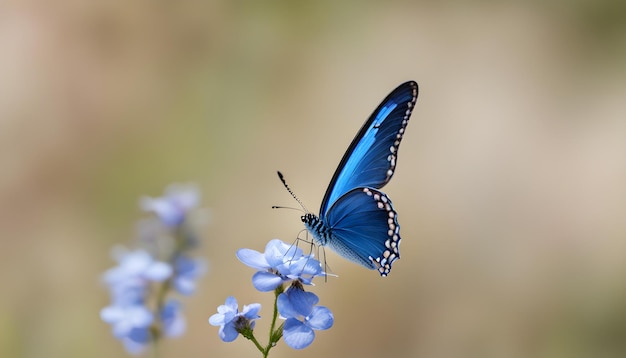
1, 1, 626, 357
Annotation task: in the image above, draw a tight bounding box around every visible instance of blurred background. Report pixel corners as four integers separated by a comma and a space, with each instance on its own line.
1, 0, 626, 357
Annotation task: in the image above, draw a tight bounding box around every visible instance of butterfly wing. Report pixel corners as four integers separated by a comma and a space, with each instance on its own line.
320, 81, 418, 215
323, 187, 400, 276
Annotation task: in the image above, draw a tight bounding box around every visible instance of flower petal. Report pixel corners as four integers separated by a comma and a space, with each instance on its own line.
286, 287, 318, 317
161, 300, 186, 337
164, 314, 186, 337
236, 248, 269, 269
208, 313, 225, 326
224, 296, 238, 311
251, 271, 283, 292
100, 306, 124, 324
306, 306, 334, 330
241, 303, 262, 319
140, 197, 184, 226
300, 257, 323, 276
219, 322, 239, 342
127, 306, 154, 327
264, 240, 290, 268
277, 292, 297, 318
264, 239, 304, 268
145, 261, 173, 281
283, 317, 315, 349
139, 184, 199, 227
122, 327, 150, 354
174, 276, 196, 295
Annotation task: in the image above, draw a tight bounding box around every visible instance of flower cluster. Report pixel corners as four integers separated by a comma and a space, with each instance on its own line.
209, 239, 334, 353
100, 184, 207, 354
209, 296, 261, 342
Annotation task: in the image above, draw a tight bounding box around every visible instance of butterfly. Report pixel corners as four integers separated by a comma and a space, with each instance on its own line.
289, 81, 418, 276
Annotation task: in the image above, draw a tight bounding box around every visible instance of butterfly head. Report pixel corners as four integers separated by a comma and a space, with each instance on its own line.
301, 213, 318, 232
300, 213, 313, 223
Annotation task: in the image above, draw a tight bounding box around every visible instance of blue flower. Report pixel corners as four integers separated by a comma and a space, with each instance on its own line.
160, 299, 186, 337
172, 254, 208, 295
100, 303, 153, 338
277, 284, 334, 350
100, 248, 173, 353
140, 183, 200, 227
103, 247, 173, 289
100, 303, 153, 354
209, 296, 261, 342
102, 248, 172, 307
121, 326, 152, 355
237, 239, 324, 291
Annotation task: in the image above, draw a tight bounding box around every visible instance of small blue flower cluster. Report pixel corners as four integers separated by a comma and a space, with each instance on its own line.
208, 296, 261, 342
209, 239, 334, 351
100, 184, 207, 354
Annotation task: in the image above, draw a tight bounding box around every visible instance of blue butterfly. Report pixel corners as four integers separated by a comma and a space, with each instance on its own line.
292, 81, 418, 276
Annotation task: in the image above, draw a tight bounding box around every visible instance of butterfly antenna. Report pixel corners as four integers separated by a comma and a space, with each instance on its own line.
276, 171, 309, 212
271, 205, 304, 211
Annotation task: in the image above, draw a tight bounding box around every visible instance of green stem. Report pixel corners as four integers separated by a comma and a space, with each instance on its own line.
263, 285, 285, 357
244, 285, 285, 357
269, 286, 280, 341
150, 223, 188, 350
151, 337, 160, 358
248, 333, 266, 355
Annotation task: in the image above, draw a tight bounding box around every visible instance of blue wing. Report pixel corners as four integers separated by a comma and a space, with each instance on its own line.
319, 81, 418, 216
323, 187, 400, 276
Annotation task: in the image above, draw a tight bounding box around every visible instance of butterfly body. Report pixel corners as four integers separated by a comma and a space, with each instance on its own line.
301, 81, 418, 276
